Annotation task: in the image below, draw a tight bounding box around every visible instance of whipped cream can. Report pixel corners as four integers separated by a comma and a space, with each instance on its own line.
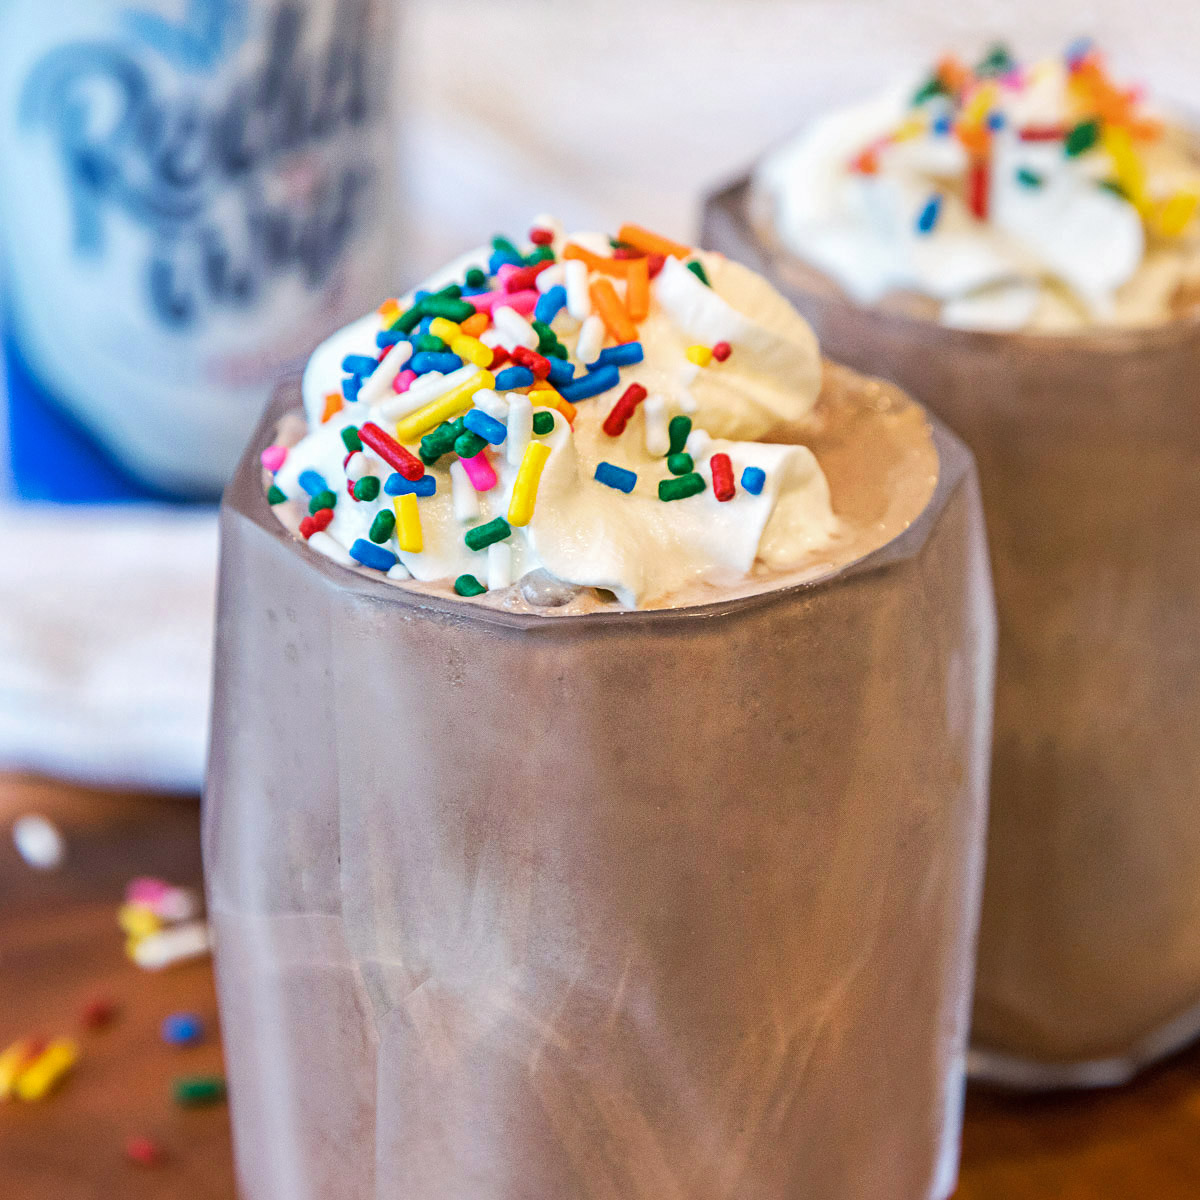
0, 0, 396, 498
704, 174, 1200, 1087
204, 382, 995, 1200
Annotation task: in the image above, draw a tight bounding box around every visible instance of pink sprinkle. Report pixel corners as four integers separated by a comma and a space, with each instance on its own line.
260, 445, 287, 473
127, 877, 170, 904
393, 368, 417, 394
465, 288, 539, 316
495, 264, 522, 288
460, 450, 497, 493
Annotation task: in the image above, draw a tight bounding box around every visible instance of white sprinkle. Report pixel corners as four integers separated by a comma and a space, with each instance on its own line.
450, 460, 481, 522
564, 259, 591, 320
536, 262, 566, 294
472, 388, 509, 421
12, 814, 64, 870
493, 305, 539, 351
344, 452, 370, 481
357, 339, 412, 405
377, 363, 477, 420
308, 532, 353, 565
387, 561, 412, 581
487, 542, 513, 590
480, 328, 503, 348
643, 394, 670, 456
686, 429, 713, 458
575, 315, 605, 366
153, 886, 200, 923
506, 394, 533, 466
131, 921, 210, 971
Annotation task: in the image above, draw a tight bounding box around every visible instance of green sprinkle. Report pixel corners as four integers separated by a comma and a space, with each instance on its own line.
369, 510, 395, 544
421, 422, 459, 461
546, 343, 568, 360
419, 447, 442, 467
912, 75, 947, 105
465, 267, 487, 288
340, 426, 362, 453
659, 473, 706, 502
455, 573, 487, 597
422, 296, 475, 322
267, 485, 287, 505
1016, 167, 1044, 188
667, 452, 694, 476
524, 245, 555, 265
454, 430, 488, 459
492, 235, 521, 258
415, 334, 446, 353
975, 42, 1014, 77
1065, 120, 1100, 158
685, 260, 711, 286
432, 283, 462, 300
667, 415, 692, 456
309, 490, 337, 514
465, 517, 512, 552
1099, 178, 1131, 200
173, 1076, 226, 1107
392, 302, 425, 334
353, 475, 381, 502
532, 412, 555, 435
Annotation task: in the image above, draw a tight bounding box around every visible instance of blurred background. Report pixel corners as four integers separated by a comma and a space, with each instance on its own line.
2, 2, 1199, 1196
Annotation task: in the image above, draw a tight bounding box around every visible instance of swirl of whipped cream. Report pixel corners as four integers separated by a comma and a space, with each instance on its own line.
757, 45, 1200, 331
269, 225, 836, 609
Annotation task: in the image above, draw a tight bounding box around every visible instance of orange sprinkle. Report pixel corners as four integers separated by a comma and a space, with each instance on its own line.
936, 55, 971, 97
624, 255, 650, 322
378, 298, 400, 321
589, 277, 638, 344
616, 223, 691, 260
850, 147, 880, 175
955, 122, 991, 157
321, 392, 344, 423
562, 242, 629, 276
460, 311, 489, 338
529, 386, 577, 426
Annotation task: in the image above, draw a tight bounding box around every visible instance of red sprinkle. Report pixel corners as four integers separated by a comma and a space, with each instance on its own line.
710, 453, 735, 502
646, 253, 667, 279
602, 383, 648, 437
712, 341, 732, 362
611, 246, 642, 260
359, 421, 423, 481
125, 1136, 164, 1167
489, 346, 510, 370
966, 158, 990, 220
529, 227, 554, 246
299, 516, 317, 539
503, 261, 553, 292
512, 346, 551, 379
81, 998, 118, 1030
1018, 125, 1068, 142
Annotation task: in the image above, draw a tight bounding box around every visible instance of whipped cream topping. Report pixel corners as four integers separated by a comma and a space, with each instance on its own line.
757, 43, 1200, 331
266, 223, 839, 609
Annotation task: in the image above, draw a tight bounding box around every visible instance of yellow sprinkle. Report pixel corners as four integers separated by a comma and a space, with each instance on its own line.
450, 334, 493, 368
961, 82, 999, 128
528, 386, 576, 425
394, 494, 423, 553
393, 370, 495, 443
1102, 125, 1150, 214
14, 1039, 78, 1102
508, 442, 552, 528
428, 317, 461, 343
0, 1040, 39, 1099
686, 345, 713, 367
118, 902, 162, 940
893, 115, 926, 142
1154, 189, 1200, 238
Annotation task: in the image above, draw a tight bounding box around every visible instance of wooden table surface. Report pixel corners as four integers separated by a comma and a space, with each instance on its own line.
3, 773, 1199, 1200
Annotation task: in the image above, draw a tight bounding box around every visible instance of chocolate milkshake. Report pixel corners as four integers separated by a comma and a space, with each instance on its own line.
204, 221, 995, 1198
703, 41, 1200, 1084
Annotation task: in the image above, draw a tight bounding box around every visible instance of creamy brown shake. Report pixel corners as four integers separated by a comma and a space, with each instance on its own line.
206, 221, 996, 1198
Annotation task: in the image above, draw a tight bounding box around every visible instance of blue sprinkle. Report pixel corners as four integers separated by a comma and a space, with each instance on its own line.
495, 365, 536, 390
489, 248, 524, 274
342, 374, 363, 401
413, 289, 432, 302
933, 115, 953, 136
915, 194, 942, 235
411, 351, 463, 375
594, 342, 644, 368
741, 467, 766, 496
161, 1012, 205, 1046
377, 330, 405, 348
463, 407, 508, 445
298, 469, 328, 496
416, 316, 435, 336
558, 363, 620, 402
350, 538, 398, 572
1065, 35, 1093, 66
342, 354, 378, 377
534, 285, 568, 325
385, 472, 436, 497
546, 357, 575, 386
986, 110, 1006, 132
594, 461, 637, 493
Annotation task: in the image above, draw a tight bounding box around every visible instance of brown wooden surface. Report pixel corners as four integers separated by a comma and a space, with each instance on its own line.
2, 773, 1198, 1200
